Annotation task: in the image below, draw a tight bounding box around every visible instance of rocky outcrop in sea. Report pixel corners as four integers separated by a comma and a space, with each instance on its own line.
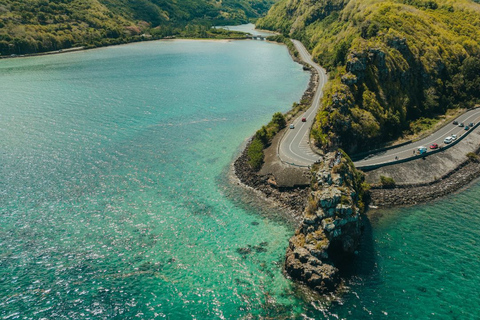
285, 151, 366, 293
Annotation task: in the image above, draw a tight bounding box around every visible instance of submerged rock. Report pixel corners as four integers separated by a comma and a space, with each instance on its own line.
285, 150, 367, 294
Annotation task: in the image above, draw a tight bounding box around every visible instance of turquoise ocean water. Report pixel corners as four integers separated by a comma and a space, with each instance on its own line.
1, 38, 480, 319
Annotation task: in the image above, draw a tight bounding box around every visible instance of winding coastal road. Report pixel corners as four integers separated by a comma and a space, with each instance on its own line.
354, 108, 480, 169
277, 40, 327, 166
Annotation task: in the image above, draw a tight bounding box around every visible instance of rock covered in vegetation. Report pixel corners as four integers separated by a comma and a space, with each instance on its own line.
258, 0, 480, 153
285, 150, 367, 293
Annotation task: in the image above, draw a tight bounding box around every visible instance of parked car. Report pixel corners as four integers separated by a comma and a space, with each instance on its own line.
451, 134, 457, 140
444, 136, 453, 144
459, 122, 464, 127
289, 124, 295, 129
418, 146, 427, 155
453, 120, 459, 125
465, 126, 470, 130
429, 143, 439, 149
301, 117, 307, 122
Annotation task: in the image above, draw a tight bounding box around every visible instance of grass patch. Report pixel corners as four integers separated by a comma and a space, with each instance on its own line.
247, 112, 287, 171
379, 175, 396, 188
467, 152, 480, 163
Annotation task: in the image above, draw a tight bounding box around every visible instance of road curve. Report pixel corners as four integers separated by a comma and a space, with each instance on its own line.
278, 41, 480, 169
354, 108, 480, 168
278, 40, 327, 167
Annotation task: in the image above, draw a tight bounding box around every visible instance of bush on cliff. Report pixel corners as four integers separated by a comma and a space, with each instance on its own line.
258, 0, 480, 153
339, 149, 370, 212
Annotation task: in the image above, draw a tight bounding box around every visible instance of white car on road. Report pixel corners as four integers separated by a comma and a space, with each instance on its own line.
444, 136, 453, 144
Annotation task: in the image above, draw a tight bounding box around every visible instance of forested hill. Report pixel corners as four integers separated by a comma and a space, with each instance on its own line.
258, 0, 480, 153
0, 0, 273, 55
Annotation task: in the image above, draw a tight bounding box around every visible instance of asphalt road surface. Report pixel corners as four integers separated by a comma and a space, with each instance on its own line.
277, 40, 326, 167
354, 108, 480, 168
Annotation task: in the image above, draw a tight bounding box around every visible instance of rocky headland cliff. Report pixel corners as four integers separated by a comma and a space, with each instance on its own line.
284, 151, 366, 293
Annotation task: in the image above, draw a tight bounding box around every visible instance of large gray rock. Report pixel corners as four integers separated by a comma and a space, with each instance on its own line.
285, 150, 365, 294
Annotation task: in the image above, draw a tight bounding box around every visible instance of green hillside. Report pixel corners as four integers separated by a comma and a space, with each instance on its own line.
258, 0, 480, 153
0, 0, 273, 55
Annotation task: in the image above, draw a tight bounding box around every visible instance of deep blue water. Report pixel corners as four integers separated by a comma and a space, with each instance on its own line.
1, 37, 480, 319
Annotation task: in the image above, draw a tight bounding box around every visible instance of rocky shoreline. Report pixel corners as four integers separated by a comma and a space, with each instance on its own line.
235, 134, 480, 211
233, 140, 310, 216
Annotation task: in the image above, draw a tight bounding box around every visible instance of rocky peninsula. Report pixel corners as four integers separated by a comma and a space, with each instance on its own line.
284, 151, 365, 293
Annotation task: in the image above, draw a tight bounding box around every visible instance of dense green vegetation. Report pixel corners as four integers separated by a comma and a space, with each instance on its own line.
0, 0, 273, 55
247, 111, 286, 170
258, 0, 480, 153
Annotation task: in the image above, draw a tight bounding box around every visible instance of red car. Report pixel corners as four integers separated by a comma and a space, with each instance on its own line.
429, 143, 439, 149
301, 117, 307, 122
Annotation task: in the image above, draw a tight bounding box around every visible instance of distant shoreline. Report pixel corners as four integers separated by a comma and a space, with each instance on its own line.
0, 35, 285, 61
0, 46, 85, 60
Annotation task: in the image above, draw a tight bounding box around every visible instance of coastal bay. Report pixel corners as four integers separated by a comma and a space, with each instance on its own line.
2, 33, 480, 319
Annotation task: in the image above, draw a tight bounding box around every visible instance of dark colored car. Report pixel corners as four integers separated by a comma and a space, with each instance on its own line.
459, 122, 464, 127
301, 117, 307, 122
465, 126, 470, 130
453, 120, 459, 125
469, 122, 474, 127
429, 143, 439, 149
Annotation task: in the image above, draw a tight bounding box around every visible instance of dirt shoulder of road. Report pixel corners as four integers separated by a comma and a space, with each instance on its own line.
368, 130, 480, 207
